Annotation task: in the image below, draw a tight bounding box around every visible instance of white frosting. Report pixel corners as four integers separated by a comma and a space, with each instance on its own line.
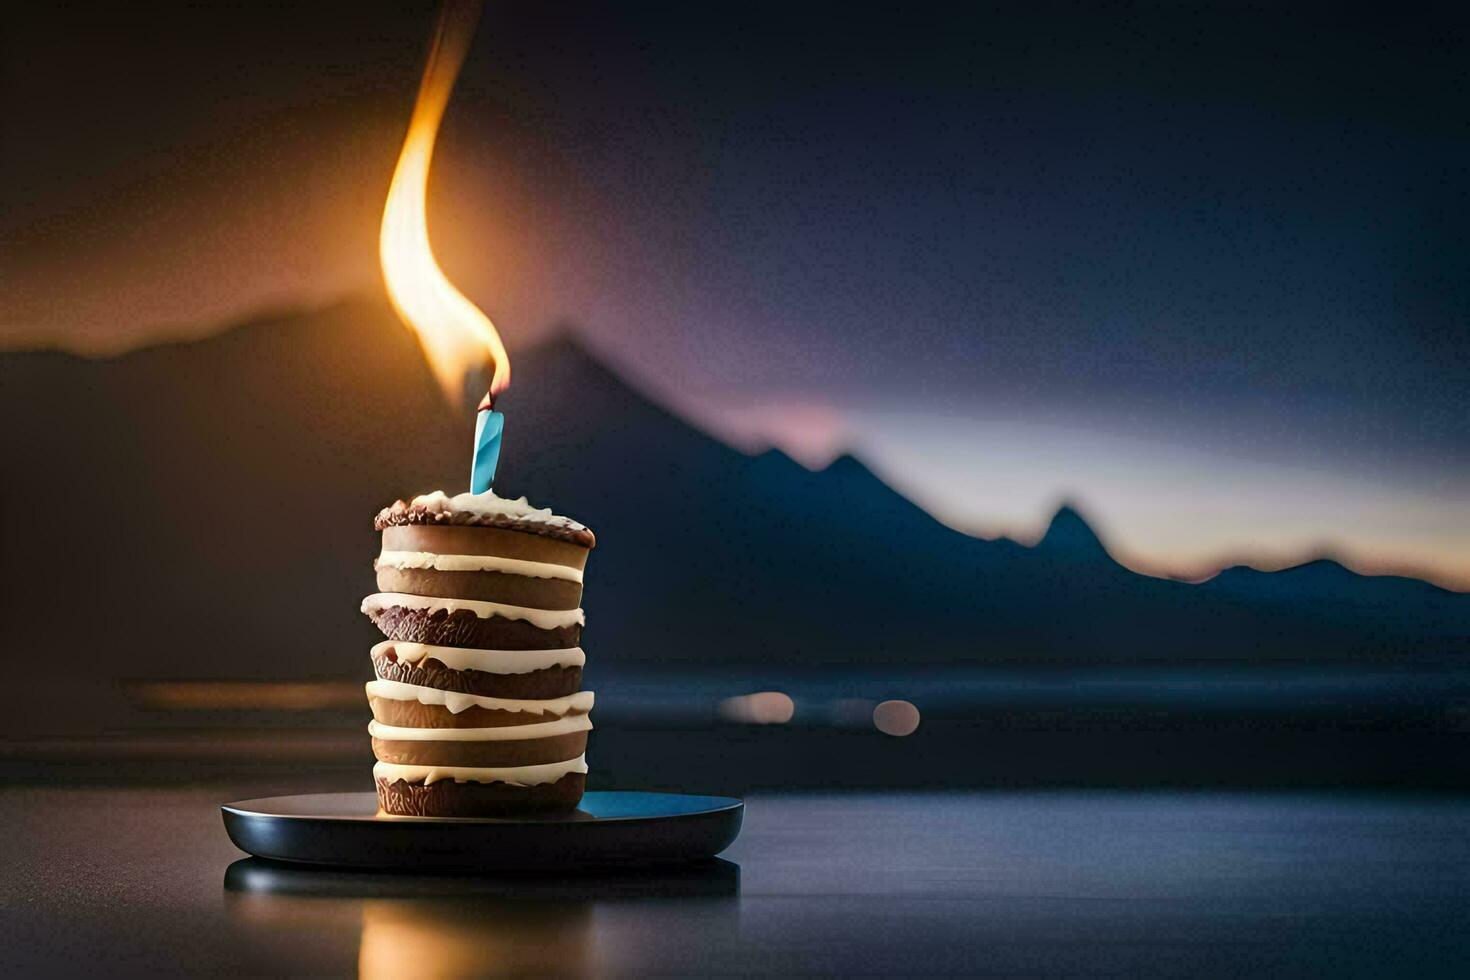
366, 680, 594, 716
361, 592, 585, 630
371, 640, 585, 674
406, 490, 588, 534
374, 755, 587, 787
376, 551, 583, 583
369, 714, 592, 741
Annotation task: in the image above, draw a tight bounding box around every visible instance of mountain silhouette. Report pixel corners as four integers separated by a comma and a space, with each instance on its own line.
1206, 558, 1454, 602
0, 296, 1465, 721
1035, 504, 1116, 565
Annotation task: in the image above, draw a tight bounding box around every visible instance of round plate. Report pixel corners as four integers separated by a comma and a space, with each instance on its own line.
221, 791, 743, 870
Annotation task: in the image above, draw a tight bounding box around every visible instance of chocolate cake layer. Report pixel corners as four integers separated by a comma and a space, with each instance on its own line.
367, 605, 582, 650
368, 493, 595, 815
377, 773, 585, 815
374, 567, 582, 610
373, 651, 582, 699
376, 500, 596, 549
371, 731, 588, 767
382, 524, 589, 569
368, 697, 587, 729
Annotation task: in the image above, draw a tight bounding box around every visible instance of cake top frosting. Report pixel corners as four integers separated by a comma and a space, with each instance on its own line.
374, 490, 595, 547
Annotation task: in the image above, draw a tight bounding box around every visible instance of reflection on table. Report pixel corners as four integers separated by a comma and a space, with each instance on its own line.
224, 858, 740, 978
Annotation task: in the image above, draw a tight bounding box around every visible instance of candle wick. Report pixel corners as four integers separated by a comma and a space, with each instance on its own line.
478, 391, 494, 412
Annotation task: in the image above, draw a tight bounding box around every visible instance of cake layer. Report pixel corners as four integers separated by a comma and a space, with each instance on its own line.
376, 550, 583, 582
373, 657, 580, 699
369, 715, 592, 740
371, 730, 589, 767
374, 567, 583, 610
375, 491, 595, 549
382, 524, 589, 571
367, 679, 593, 713
366, 680, 594, 729
369, 698, 580, 730
372, 640, 585, 674
371, 641, 583, 698
362, 593, 583, 630
365, 602, 581, 650
374, 755, 588, 786
376, 772, 586, 815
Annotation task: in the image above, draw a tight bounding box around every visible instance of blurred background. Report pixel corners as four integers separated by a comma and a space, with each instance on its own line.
2, 1, 1466, 791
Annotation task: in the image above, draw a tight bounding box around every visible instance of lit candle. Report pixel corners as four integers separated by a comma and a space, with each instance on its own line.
470, 390, 503, 493
376, 0, 512, 496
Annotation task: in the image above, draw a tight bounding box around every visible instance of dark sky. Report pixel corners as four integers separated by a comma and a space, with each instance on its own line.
2, 2, 1467, 585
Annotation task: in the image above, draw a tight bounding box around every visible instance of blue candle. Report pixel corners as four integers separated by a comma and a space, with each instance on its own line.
470, 398, 503, 493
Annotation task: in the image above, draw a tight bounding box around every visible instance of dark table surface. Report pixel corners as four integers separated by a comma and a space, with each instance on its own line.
4, 778, 1469, 977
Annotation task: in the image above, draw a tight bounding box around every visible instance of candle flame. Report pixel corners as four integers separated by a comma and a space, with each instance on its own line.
380, 0, 508, 403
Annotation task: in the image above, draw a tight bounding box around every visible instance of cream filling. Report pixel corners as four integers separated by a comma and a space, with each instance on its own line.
366, 680, 594, 716
405, 490, 588, 535
368, 714, 592, 741
376, 551, 583, 583
374, 755, 587, 787
361, 592, 585, 630
371, 640, 585, 675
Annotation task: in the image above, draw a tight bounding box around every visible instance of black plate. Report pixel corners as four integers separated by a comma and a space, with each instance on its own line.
221, 791, 743, 870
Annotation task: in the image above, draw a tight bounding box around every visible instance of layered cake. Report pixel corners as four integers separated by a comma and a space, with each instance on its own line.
361, 490, 595, 816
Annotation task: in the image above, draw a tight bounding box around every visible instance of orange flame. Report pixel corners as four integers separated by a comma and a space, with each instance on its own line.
380, 0, 508, 404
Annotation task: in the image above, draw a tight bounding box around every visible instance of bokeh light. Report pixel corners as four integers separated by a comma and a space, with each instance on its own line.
719, 691, 796, 724
873, 700, 921, 736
